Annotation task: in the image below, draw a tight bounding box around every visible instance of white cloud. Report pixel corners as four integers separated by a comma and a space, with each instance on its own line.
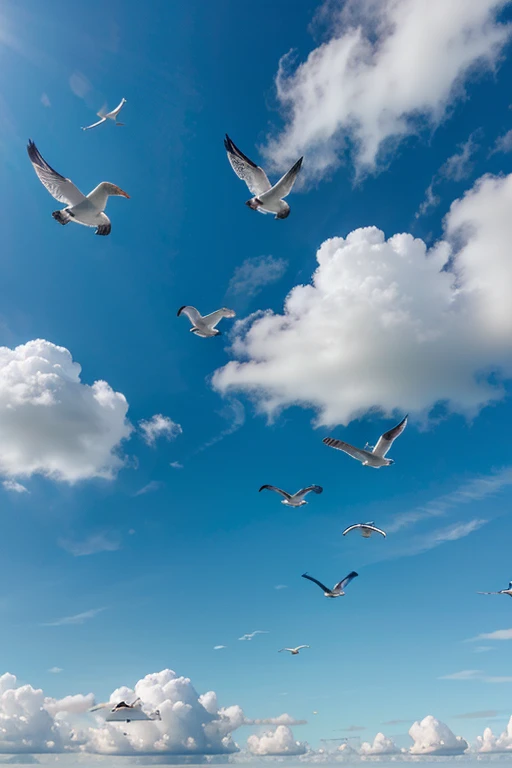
247, 725, 306, 756
47, 668, 62, 674
213, 645, 226, 651
477, 716, 512, 752
214, 173, 512, 427
239, 631, 268, 641
134, 481, 164, 496
2, 481, 28, 494
442, 670, 512, 683
43, 693, 94, 716
41, 608, 105, 627
69, 71, 92, 99
491, 129, 512, 155
274, 584, 288, 590
40, 93, 51, 108
264, 0, 510, 179
470, 628, 512, 642
139, 415, 182, 446
0, 340, 131, 482
58, 533, 120, 557
245, 715, 307, 726
416, 182, 440, 218
409, 519, 487, 554
170, 461, 183, 469
360, 732, 400, 755
194, 400, 245, 454
227, 256, 288, 300
473, 646, 494, 653
409, 715, 468, 755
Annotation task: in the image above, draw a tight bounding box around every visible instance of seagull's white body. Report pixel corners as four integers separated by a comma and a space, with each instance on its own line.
342, 522, 386, 538
478, 581, 512, 597
224, 135, 303, 219
259, 484, 323, 507
82, 97, 127, 131
279, 645, 310, 655
177, 305, 235, 337
27, 140, 129, 236
301, 571, 358, 598
323, 416, 408, 468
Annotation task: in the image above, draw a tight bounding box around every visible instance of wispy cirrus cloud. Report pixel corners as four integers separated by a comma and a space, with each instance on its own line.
468, 628, 512, 642
440, 669, 512, 683
134, 480, 164, 496
227, 255, 288, 306
41, 607, 105, 627
58, 532, 120, 557
2, 480, 28, 493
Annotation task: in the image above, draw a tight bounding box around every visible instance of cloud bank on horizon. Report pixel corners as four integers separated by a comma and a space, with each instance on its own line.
264, 0, 511, 180
213, 173, 512, 427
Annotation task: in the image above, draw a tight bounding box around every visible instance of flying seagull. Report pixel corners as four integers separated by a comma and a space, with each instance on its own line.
323, 415, 408, 468
279, 645, 310, 655
259, 485, 323, 507
177, 305, 235, 337
90, 698, 161, 723
301, 571, 358, 598
342, 522, 386, 538
82, 97, 127, 131
27, 140, 129, 236
224, 134, 303, 219
477, 581, 512, 597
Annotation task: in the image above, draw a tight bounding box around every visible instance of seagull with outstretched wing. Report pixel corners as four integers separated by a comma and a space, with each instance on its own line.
82, 97, 127, 131
89, 697, 160, 723
342, 522, 386, 539
478, 581, 512, 597
279, 645, 310, 655
301, 571, 358, 598
27, 140, 129, 236
259, 484, 323, 507
177, 305, 235, 338
323, 416, 408, 468
224, 134, 302, 219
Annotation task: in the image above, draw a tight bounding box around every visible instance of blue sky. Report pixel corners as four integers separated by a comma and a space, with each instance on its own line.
0, 0, 512, 760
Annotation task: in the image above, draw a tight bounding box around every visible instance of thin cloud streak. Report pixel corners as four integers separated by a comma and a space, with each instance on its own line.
41, 607, 106, 627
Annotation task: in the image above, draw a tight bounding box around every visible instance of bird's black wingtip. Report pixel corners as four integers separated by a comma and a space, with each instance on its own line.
301, 572, 309, 577
177, 306, 187, 317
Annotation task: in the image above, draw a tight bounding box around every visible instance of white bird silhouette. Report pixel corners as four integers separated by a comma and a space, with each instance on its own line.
177, 305, 235, 338
259, 484, 323, 507
279, 645, 310, 655
82, 97, 127, 131
323, 416, 408, 468
478, 581, 512, 597
27, 140, 129, 236
90, 698, 161, 722
239, 630, 268, 641
302, 571, 358, 598
342, 522, 386, 538
224, 134, 303, 219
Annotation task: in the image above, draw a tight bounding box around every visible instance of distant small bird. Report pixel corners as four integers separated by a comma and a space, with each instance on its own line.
302, 571, 358, 598
224, 134, 303, 219
27, 140, 129, 236
279, 645, 310, 655
177, 305, 235, 337
82, 97, 127, 131
259, 485, 323, 507
239, 630, 268, 641
323, 416, 408, 468
90, 698, 161, 723
342, 522, 386, 538
478, 581, 512, 597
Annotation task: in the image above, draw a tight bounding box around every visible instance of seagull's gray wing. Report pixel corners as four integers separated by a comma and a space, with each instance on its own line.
323, 438, 371, 463
373, 415, 408, 458
202, 307, 236, 329
259, 485, 292, 500
224, 135, 271, 197
177, 305, 202, 325
27, 140, 86, 206
301, 572, 331, 593
262, 157, 303, 200
296, 485, 323, 498
477, 591, 502, 595
342, 524, 363, 536
333, 571, 358, 592
295, 645, 310, 650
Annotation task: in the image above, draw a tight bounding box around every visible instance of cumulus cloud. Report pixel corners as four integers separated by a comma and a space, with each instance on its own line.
43, 693, 94, 716
139, 415, 182, 446
58, 532, 120, 557
214, 173, 512, 427
0, 340, 131, 482
2, 481, 28, 494
47, 668, 62, 675
360, 732, 400, 755
227, 256, 288, 302
409, 715, 468, 755
264, 0, 510, 179
477, 716, 512, 752
247, 725, 306, 756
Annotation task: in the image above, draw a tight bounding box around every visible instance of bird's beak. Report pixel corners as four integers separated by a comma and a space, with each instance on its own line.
117, 187, 130, 198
